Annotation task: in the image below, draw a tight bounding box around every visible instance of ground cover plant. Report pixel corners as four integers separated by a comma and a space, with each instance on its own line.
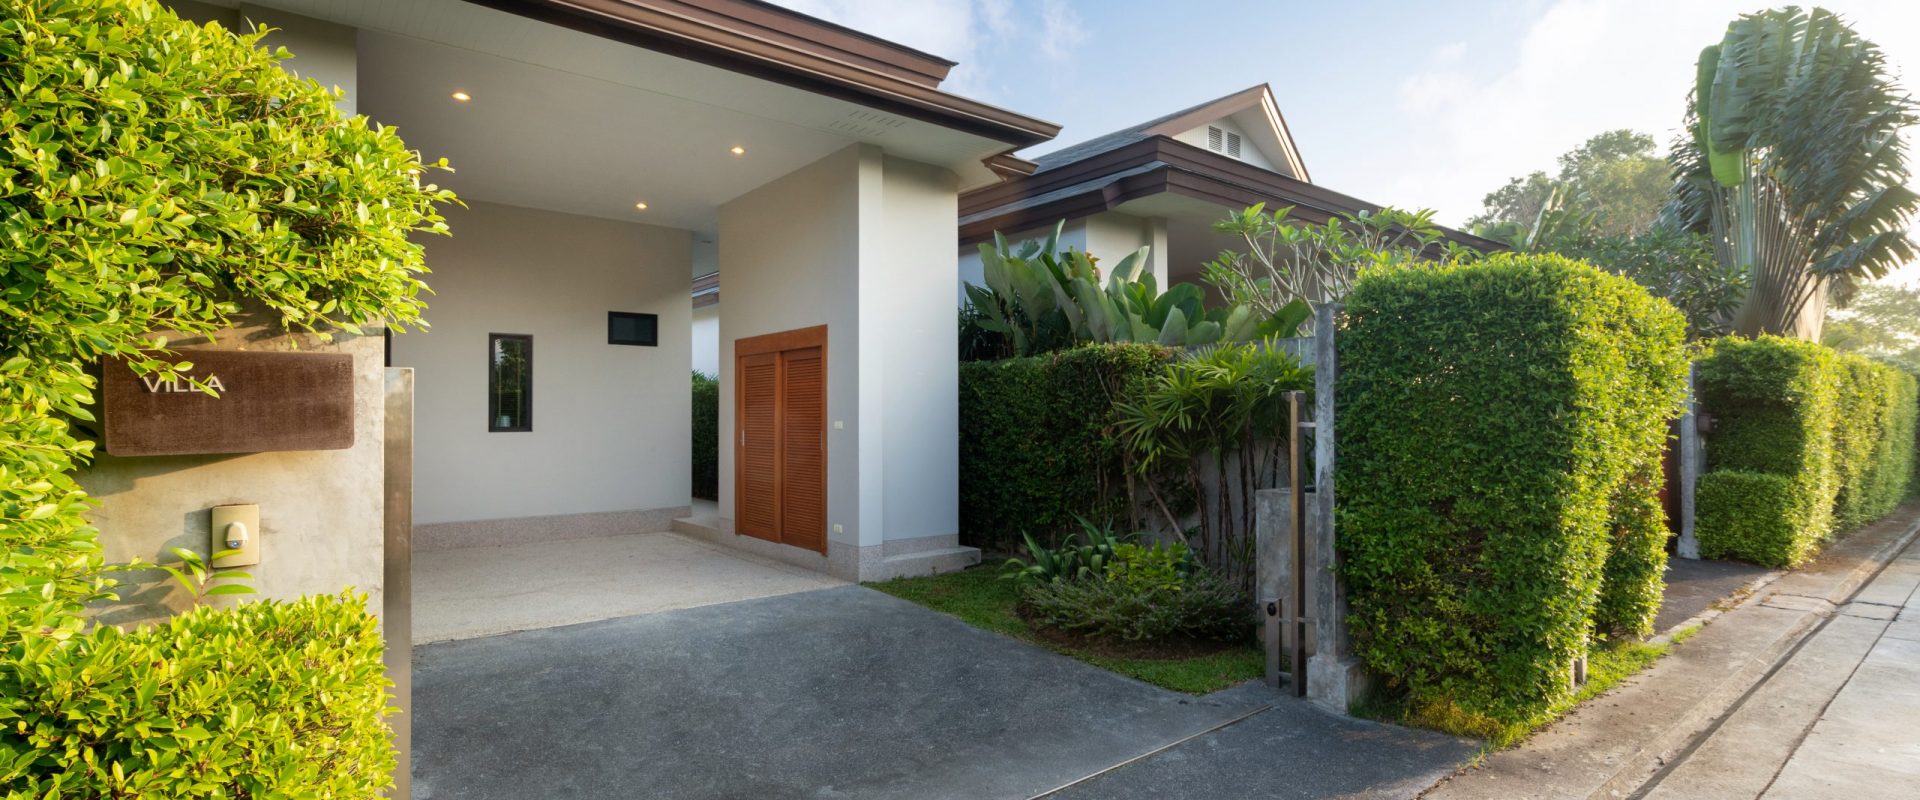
870, 561, 1262, 694
1337, 252, 1689, 732
0, 0, 451, 791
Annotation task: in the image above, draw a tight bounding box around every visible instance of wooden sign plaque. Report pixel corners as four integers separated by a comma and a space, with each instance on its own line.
101, 351, 356, 456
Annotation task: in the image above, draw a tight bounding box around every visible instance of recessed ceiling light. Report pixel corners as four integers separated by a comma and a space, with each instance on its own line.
451, 91, 471, 102
634, 202, 649, 210
730, 146, 746, 155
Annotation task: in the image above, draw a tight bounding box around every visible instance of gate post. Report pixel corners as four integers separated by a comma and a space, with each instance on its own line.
1306, 304, 1369, 714
1676, 363, 1702, 560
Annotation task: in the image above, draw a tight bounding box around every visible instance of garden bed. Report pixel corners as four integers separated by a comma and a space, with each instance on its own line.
868, 562, 1262, 694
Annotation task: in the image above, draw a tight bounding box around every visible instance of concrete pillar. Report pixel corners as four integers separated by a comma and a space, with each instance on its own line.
1306, 303, 1370, 713
1677, 364, 1702, 560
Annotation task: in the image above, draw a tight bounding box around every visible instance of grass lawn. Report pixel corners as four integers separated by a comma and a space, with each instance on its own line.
868, 562, 1263, 694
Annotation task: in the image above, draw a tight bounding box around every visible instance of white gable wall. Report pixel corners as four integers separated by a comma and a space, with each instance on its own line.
1171, 116, 1280, 173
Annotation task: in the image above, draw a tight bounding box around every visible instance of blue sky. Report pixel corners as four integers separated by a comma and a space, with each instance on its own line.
773, 0, 1920, 282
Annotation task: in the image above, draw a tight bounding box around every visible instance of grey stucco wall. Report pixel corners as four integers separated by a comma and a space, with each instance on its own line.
78, 321, 388, 628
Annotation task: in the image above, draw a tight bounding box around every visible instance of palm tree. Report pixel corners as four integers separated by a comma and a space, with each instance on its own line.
1664, 7, 1918, 339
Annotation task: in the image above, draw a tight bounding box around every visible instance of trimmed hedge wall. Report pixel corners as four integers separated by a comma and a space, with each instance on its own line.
1695, 337, 1918, 566
959, 344, 1169, 551
692, 371, 719, 501
1338, 253, 1688, 724
1, 593, 393, 795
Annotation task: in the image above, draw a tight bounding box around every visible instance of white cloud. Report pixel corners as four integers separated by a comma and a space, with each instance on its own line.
760, 0, 1089, 100
1374, 0, 1920, 283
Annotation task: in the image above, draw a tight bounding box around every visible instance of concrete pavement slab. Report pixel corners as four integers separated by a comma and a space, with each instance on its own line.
1644, 614, 1889, 800
412, 530, 843, 643
1044, 683, 1474, 800
412, 585, 1270, 800
1764, 636, 1920, 798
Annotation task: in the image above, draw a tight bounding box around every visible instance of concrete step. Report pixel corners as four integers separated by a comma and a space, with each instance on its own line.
871, 546, 981, 582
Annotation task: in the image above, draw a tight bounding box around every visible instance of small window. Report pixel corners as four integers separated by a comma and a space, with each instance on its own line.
489, 333, 532, 432
607, 312, 659, 347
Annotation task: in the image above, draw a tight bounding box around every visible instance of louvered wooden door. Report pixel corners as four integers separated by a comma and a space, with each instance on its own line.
734, 326, 828, 553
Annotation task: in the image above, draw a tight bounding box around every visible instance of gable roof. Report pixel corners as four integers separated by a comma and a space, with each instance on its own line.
1032, 84, 1308, 181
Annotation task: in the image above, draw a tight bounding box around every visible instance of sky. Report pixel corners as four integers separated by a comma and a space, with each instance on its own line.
769, 0, 1920, 284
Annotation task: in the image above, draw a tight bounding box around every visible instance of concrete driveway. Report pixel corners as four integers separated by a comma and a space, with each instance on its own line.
412, 585, 1473, 799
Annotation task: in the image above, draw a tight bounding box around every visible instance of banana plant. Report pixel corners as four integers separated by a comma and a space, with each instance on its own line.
965, 221, 1273, 355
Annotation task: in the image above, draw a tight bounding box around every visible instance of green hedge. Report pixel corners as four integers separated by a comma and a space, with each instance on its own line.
1338, 253, 1688, 724
1595, 459, 1671, 638
692, 371, 719, 501
1696, 470, 1819, 566
1695, 337, 1916, 566
959, 344, 1168, 551
0, 593, 393, 795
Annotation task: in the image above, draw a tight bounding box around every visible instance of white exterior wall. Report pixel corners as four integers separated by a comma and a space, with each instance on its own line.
718, 145, 865, 567
1172, 116, 1280, 172
718, 145, 962, 578
691, 302, 720, 376
871, 157, 960, 544
391, 200, 692, 529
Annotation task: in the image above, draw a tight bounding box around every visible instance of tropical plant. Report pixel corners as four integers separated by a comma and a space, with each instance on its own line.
965, 222, 1263, 357
1665, 7, 1919, 339
1116, 340, 1314, 592
692, 371, 719, 500
1473, 181, 1600, 253
1019, 560, 1247, 643
1560, 228, 1747, 339
1000, 518, 1130, 585
1203, 204, 1470, 332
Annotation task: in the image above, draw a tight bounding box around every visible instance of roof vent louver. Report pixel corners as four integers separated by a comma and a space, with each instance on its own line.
1208, 126, 1223, 151
1226, 131, 1242, 158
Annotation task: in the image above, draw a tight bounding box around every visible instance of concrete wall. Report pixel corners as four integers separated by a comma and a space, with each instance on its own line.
389, 200, 692, 533
716, 145, 966, 576
692, 302, 720, 377
870, 157, 960, 544
79, 325, 388, 627
718, 145, 866, 568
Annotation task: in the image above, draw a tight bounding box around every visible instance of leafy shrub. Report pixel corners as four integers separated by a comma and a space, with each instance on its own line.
1695, 470, 1819, 566
1116, 340, 1313, 592
1104, 542, 1189, 594
1695, 337, 1918, 565
959, 343, 1169, 550
1337, 253, 1688, 725
1594, 461, 1671, 637
692, 371, 719, 500
0, 593, 394, 796
1002, 522, 1128, 585
1021, 560, 1246, 643
1, 0, 448, 790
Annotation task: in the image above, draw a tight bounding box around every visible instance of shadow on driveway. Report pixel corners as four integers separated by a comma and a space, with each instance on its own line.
413, 585, 1471, 799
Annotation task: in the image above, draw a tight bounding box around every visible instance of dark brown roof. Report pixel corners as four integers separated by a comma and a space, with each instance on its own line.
470, 0, 1059, 146
959, 136, 1503, 252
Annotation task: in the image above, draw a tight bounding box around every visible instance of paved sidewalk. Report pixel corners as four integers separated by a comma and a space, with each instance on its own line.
1644, 531, 1920, 799
1425, 502, 1920, 800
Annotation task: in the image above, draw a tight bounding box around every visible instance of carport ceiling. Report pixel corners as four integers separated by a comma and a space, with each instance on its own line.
232, 0, 1015, 232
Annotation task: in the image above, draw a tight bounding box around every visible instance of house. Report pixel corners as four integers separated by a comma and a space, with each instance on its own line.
957, 84, 1500, 294
83, 0, 1063, 635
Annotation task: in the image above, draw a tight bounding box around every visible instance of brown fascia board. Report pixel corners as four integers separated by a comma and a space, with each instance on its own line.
959, 137, 1501, 251
469, 0, 1059, 147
